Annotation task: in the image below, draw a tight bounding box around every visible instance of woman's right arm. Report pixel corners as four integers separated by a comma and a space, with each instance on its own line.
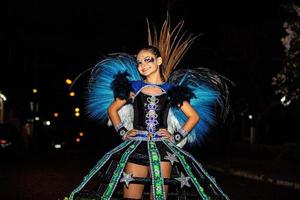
108, 96, 137, 138
108, 98, 127, 127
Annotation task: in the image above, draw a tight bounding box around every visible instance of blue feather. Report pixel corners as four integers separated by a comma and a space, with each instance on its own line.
84, 53, 142, 123
168, 68, 233, 146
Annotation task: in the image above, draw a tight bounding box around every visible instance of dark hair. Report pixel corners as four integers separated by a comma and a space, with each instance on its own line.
138, 45, 161, 58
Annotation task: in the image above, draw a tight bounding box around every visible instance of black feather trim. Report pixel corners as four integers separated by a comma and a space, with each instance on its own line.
167, 85, 195, 107
111, 72, 133, 100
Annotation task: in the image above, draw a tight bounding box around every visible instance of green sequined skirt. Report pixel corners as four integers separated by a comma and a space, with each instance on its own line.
69, 140, 229, 200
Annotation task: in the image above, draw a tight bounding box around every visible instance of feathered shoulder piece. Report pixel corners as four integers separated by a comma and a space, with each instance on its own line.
111, 72, 133, 100
83, 53, 142, 123
167, 85, 195, 107
168, 67, 234, 146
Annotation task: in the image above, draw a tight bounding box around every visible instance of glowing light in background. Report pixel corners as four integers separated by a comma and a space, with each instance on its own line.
43, 121, 51, 126
69, 91, 75, 97
280, 96, 291, 106
0, 92, 7, 101
54, 144, 62, 149
65, 79, 72, 85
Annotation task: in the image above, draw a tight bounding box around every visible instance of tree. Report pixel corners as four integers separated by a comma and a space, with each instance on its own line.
272, 4, 300, 106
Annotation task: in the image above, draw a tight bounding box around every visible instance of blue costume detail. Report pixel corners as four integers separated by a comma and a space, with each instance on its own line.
168, 68, 231, 145
69, 53, 231, 200
84, 53, 231, 146
130, 80, 173, 94
84, 53, 142, 123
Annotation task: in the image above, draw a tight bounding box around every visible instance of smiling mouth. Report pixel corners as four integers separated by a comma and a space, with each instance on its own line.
142, 68, 151, 73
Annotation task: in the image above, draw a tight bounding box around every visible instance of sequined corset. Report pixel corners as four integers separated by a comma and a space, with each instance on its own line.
133, 92, 171, 134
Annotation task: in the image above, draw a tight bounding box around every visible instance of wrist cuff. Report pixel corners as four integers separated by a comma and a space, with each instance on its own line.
114, 122, 124, 132
117, 126, 129, 137
173, 128, 188, 143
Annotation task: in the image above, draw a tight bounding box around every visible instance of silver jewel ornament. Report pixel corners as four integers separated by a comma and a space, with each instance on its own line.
120, 129, 126, 136
120, 172, 135, 187
164, 152, 179, 165
175, 172, 191, 188
174, 133, 182, 141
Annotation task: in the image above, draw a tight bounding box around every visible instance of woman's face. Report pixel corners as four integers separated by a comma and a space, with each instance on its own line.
136, 50, 162, 77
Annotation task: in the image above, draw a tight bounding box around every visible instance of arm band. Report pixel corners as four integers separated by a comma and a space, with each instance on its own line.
114, 122, 129, 137
173, 128, 188, 143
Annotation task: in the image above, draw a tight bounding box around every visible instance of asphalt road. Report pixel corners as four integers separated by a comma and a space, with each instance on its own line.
1, 148, 299, 200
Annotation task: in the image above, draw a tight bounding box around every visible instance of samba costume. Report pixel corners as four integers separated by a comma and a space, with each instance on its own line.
69, 15, 232, 200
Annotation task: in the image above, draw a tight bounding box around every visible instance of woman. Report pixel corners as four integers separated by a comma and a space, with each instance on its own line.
69, 16, 231, 200
108, 45, 200, 199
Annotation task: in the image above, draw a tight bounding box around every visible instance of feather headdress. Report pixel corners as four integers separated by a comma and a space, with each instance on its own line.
146, 13, 201, 80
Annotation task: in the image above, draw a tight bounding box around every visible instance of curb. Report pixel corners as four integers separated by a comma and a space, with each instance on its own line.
206, 165, 300, 191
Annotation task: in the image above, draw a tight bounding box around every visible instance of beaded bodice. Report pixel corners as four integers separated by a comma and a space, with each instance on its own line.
133, 92, 171, 133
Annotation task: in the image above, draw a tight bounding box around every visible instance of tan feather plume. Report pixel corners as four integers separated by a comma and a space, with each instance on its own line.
147, 13, 201, 80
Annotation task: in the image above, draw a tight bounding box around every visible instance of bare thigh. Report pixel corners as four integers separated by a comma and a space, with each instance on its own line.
123, 162, 149, 199
150, 161, 172, 200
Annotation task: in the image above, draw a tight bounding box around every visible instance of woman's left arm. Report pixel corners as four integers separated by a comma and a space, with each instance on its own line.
179, 101, 200, 132
160, 101, 199, 140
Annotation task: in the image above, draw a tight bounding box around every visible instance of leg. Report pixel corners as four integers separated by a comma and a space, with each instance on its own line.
150, 161, 172, 200
123, 162, 149, 199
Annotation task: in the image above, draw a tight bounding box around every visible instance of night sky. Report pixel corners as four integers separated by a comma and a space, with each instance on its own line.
5, 0, 299, 138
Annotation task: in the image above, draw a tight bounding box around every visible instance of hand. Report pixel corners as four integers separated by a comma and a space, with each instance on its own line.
123, 129, 137, 140
159, 128, 171, 139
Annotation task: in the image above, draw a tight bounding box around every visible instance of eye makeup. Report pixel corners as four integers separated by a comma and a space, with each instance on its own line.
137, 56, 155, 65
144, 56, 155, 63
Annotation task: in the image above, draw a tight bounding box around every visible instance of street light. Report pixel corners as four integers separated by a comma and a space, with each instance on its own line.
79, 132, 84, 137
0, 91, 7, 124
53, 112, 59, 117
65, 79, 72, 85
0, 92, 7, 101
69, 91, 75, 97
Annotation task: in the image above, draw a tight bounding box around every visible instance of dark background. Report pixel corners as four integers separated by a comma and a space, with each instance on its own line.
2, 0, 300, 199
4, 0, 299, 144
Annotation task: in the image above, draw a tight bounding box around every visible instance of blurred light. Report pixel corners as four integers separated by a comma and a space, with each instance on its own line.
69, 91, 75, 97
75, 112, 80, 117
79, 132, 84, 137
29, 101, 34, 111
65, 79, 72, 85
280, 96, 291, 106
35, 116, 40, 121
0, 139, 6, 144
53, 112, 59, 117
75, 107, 80, 112
248, 115, 253, 119
76, 138, 80, 143
33, 88, 38, 94
0, 92, 7, 101
54, 144, 62, 149
43, 121, 51, 126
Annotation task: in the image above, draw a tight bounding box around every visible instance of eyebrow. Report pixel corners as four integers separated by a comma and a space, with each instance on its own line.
137, 56, 155, 62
